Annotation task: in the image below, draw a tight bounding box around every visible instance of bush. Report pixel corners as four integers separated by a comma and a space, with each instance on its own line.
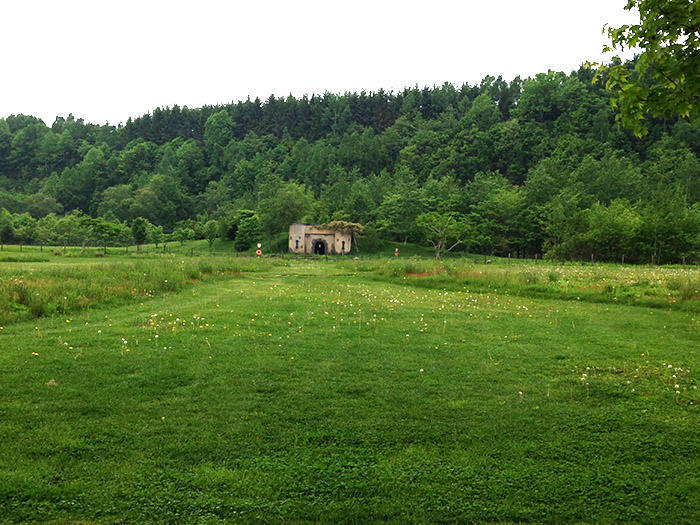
198, 261, 214, 275
355, 225, 384, 253
235, 215, 261, 252
269, 234, 288, 254
184, 267, 201, 280
674, 278, 698, 300
666, 278, 682, 291
220, 209, 257, 241
520, 271, 540, 285
6, 280, 31, 305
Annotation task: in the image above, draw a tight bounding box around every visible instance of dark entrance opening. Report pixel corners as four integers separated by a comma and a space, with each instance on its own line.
313, 240, 326, 255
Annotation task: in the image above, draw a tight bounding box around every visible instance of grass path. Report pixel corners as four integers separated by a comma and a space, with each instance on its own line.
0, 269, 698, 522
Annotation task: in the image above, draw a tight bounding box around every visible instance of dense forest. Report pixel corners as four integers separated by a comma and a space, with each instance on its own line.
0, 65, 698, 262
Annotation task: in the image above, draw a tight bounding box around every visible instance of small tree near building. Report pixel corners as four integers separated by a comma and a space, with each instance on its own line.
173, 225, 195, 246
90, 217, 120, 255
149, 224, 164, 249
416, 212, 473, 260
203, 220, 219, 252
131, 217, 149, 252
13, 213, 37, 252
323, 220, 364, 252
234, 215, 261, 252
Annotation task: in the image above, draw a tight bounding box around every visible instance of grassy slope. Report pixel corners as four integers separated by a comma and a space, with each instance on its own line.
0, 260, 697, 522
353, 258, 700, 312
0, 255, 291, 324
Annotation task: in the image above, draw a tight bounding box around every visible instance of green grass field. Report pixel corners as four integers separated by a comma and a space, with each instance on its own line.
0, 253, 698, 522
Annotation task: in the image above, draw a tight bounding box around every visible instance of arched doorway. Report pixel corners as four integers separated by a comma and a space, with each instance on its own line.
313, 240, 327, 255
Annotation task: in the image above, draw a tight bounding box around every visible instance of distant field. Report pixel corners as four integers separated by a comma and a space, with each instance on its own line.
1, 247, 697, 324
0, 236, 438, 258
0, 255, 697, 522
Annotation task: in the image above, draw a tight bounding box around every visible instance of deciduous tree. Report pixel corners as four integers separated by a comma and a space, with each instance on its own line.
596, 0, 699, 135
131, 217, 149, 252
416, 212, 472, 260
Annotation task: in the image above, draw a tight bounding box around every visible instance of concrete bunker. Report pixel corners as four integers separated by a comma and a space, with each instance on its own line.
288, 223, 352, 255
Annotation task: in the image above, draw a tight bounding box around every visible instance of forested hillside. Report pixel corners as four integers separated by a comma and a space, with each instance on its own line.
1, 66, 698, 262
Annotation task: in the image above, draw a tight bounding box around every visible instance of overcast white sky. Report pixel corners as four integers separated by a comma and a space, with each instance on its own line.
0, 0, 639, 126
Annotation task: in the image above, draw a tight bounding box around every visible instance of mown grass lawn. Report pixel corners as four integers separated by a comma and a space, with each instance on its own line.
0, 259, 698, 523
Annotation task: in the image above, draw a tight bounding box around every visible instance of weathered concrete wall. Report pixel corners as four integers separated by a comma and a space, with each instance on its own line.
289, 223, 306, 253
288, 223, 352, 254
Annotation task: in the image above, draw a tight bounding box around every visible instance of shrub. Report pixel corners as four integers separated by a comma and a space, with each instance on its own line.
29, 298, 48, 318
269, 234, 288, 254
235, 215, 261, 252
6, 280, 31, 305
677, 278, 699, 300
356, 225, 384, 253
548, 270, 561, 283
666, 278, 682, 291
220, 209, 257, 241
520, 271, 539, 285
198, 261, 214, 275
184, 267, 201, 280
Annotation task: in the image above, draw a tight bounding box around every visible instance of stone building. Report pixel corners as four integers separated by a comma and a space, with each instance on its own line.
288, 223, 351, 255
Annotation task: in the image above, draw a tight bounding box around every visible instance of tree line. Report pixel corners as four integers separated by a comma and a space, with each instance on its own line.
0, 66, 698, 263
